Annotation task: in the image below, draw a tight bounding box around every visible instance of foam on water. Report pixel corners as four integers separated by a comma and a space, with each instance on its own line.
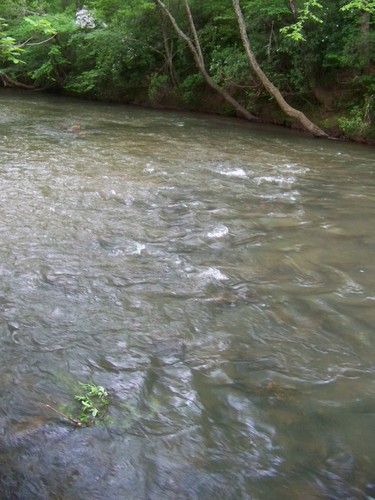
254, 175, 296, 186
216, 166, 248, 179
207, 225, 229, 238
198, 267, 229, 282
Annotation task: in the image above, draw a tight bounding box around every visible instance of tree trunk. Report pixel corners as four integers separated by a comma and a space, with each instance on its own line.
0, 73, 35, 89
359, 10, 371, 72
233, 0, 328, 138
154, 0, 258, 121
162, 26, 178, 86
288, 0, 298, 18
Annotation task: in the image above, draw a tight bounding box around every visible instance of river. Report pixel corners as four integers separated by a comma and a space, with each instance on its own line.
0, 89, 374, 499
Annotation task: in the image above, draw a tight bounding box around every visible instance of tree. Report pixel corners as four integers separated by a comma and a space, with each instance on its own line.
155, 0, 328, 136
154, 0, 258, 121
1, 0, 373, 140
0, 18, 24, 64
281, 0, 374, 72
341, 1, 375, 73
233, 0, 328, 137
341, 0, 375, 12
4, 14, 74, 89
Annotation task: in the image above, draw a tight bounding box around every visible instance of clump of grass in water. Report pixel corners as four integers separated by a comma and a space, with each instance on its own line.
74, 382, 109, 425
46, 382, 109, 427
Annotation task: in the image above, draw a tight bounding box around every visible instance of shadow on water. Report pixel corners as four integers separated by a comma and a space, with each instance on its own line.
0, 89, 375, 498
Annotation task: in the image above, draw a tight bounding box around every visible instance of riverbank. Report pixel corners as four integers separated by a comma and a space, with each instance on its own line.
1, 1, 374, 146
2, 84, 374, 146
131, 85, 375, 145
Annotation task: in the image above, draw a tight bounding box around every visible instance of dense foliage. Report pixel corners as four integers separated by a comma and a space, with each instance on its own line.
0, 0, 374, 140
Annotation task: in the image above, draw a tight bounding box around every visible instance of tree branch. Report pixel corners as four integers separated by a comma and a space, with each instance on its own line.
184, 0, 204, 66
18, 34, 56, 48
0, 73, 35, 89
232, 0, 328, 137
154, 0, 258, 121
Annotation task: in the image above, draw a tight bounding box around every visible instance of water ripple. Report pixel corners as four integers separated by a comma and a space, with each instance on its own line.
0, 90, 374, 498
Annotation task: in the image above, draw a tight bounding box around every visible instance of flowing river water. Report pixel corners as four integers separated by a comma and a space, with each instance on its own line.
0, 90, 374, 499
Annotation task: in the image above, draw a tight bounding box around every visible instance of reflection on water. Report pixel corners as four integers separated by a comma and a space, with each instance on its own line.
0, 90, 374, 498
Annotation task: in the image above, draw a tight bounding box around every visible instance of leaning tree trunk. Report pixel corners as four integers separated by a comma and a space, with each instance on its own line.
0, 73, 34, 89
233, 0, 328, 138
154, 0, 258, 121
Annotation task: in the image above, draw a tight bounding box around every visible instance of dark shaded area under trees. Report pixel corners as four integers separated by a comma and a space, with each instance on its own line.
1, 0, 374, 142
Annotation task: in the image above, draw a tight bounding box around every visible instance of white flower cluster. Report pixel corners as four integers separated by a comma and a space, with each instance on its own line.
75, 8, 96, 29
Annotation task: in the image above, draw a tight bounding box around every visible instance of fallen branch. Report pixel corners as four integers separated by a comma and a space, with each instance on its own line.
0, 73, 34, 89
45, 404, 82, 426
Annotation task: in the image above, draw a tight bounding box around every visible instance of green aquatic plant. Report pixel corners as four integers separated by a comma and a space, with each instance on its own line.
46, 382, 109, 426
74, 382, 109, 425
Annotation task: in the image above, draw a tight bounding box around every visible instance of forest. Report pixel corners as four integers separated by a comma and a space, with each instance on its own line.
1, 0, 374, 142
